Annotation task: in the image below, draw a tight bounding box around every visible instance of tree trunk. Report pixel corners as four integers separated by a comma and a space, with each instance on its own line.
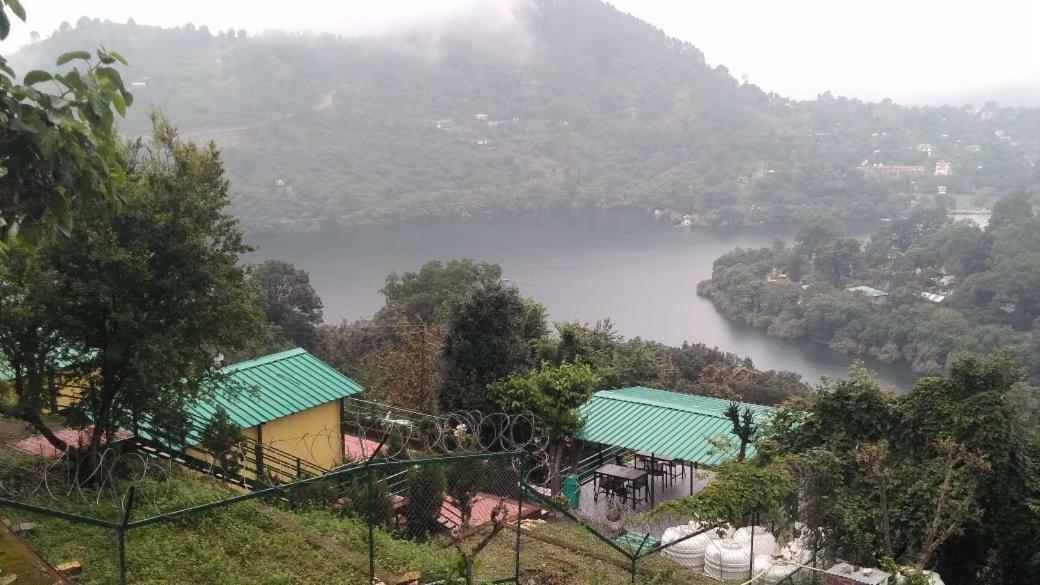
23, 409, 71, 453
878, 483, 893, 558
550, 443, 564, 496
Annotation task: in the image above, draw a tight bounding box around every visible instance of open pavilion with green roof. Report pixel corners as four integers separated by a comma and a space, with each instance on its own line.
576, 386, 773, 466
570, 386, 774, 510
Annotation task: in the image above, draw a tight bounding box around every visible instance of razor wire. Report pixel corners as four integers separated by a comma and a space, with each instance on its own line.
0, 407, 550, 523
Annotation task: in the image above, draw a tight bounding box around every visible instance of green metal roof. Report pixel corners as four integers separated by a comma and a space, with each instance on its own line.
575, 386, 774, 466
188, 347, 364, 429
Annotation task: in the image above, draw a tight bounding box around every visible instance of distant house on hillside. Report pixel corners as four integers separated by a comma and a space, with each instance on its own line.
847, 285, 890, 305
767, 268, 789, 282
935, 160, 952, 176
862, 163, 926, 175
919, 291, 945, 303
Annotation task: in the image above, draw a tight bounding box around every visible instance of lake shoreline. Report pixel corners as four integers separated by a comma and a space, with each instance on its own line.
249, 209, 917, 390
239, 204, 894, 238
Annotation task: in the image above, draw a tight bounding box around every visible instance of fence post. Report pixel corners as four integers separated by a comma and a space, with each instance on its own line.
749, 510, 757, 581
367, 465, 376, 583
116, 486, 136, 585
514, 461, 525, 582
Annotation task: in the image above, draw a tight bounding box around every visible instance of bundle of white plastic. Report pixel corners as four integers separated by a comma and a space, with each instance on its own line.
660, 521, 720, 570
752, 554, 798, 585
733, 525, 778, 557
776, 541, 812, 565
704, 537, 752, 581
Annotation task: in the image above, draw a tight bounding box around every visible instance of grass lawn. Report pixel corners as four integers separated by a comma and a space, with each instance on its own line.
1, 442, 713, 585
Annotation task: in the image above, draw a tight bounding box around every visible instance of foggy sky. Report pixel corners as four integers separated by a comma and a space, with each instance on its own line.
3, 0, 1037, 106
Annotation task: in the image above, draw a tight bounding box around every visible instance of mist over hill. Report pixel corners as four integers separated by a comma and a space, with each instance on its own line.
12, 0, 1039, 233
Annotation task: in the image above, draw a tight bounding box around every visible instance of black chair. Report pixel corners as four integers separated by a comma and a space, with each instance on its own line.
668, 459, 685, 482
596, 475, 625, 503
629, 475, 649, 506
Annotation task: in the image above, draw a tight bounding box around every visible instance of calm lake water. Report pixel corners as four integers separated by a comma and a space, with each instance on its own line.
250, 210, 918, 391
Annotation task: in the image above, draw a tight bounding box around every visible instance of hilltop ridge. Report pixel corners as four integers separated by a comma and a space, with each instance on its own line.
12, 0, 1039, 232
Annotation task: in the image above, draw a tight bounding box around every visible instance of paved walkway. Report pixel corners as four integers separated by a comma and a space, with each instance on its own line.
9, 426, 131, 459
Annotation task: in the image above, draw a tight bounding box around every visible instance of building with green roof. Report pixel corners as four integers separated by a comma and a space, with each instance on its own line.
847, 285, 890, 304
576, 386, 774, 466
145, 347, 364, 473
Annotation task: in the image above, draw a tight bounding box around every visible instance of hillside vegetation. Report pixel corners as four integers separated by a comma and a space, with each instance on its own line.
12, 1, 1039, 233
698, 194, 1040, 396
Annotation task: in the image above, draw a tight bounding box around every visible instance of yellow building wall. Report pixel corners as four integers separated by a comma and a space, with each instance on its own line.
256, 400, 343, 472
185, 424, 261, 484
184, 405, 343, 484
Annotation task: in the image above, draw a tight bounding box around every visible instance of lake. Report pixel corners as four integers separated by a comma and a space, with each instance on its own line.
250, 210, 918, 390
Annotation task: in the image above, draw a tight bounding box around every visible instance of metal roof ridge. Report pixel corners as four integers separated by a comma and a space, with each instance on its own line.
220, 347, 308, 373
598, 386, 775, 410
591, 390, 732, 421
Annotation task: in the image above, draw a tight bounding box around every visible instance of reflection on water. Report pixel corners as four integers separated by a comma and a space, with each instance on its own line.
250, 210, 918, 391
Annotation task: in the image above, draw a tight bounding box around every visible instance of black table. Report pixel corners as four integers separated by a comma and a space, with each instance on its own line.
593, 463, 649, 507
634, 451, 682, 484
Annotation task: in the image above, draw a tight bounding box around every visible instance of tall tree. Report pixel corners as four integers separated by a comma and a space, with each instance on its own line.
440, 280, 545, 413
795, 212, 844, 255
0, 115, 262, 471
380, 259, 502, 323
249, 259, 324, 350
724, 403, 757, 461
490, 361, 600, 494
366, 317, 441, 412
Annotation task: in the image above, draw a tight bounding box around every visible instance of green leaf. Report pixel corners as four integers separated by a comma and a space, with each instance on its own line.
5, 0, 25, 21
23, 70, 52, 85
0, 11, 10, 40
38, 128, 59, 159
95, 67, 126, 93
9, 116, 37, 133
108, 50, 129, 66
56, 50, 92, 66
96, 48, 115, 65
110, 90, 126, 116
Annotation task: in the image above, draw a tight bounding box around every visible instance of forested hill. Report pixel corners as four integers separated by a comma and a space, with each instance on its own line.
11, 0, 1039, 233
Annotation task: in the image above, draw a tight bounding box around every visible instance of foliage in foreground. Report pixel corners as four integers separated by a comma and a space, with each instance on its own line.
0, 2, 133, 249
657, 356, 1040, 585
0, 115, 263, 471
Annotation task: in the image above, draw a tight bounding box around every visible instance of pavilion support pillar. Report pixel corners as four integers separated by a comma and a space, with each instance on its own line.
649, 453, 655, 508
